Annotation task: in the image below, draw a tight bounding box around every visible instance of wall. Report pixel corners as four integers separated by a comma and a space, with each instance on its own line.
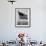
0, 0, 46, 42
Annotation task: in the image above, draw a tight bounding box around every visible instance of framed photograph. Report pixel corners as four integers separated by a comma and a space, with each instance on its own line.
15, 8, 31, 28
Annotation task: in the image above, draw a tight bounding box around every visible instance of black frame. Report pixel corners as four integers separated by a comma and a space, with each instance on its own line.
15, 8, 31, 28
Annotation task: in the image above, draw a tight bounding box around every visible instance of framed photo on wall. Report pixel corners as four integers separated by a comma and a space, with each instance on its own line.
15, 8, 31, 28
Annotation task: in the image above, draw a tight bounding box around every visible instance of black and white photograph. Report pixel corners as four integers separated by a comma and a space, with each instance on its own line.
15, 8, 31, 27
